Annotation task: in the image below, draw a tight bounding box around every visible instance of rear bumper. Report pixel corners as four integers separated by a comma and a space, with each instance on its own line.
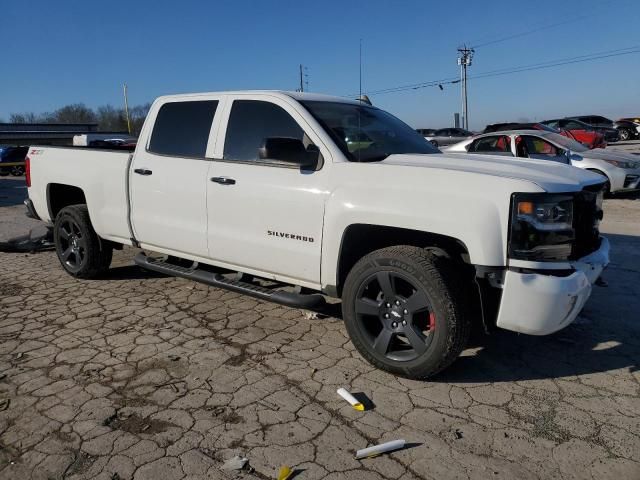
496, 237, 609, 335
24, 198, 41, 220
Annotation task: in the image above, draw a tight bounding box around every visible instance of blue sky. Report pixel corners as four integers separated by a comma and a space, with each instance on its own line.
1, 0, 638, 130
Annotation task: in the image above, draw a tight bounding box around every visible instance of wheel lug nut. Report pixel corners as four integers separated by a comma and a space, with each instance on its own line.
392, 322, 397, 328
384, 313, 390, 319
402, 320, 407, 326
385, 303, 391, 308
403, 309, 408, 314
395, 300, 401, 306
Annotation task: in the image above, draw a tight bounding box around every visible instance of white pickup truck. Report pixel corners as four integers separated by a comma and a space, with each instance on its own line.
25, 91, 610, 379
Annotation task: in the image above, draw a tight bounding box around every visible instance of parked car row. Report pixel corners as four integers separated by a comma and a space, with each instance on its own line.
0, 145, 28, 176
416, 128, 474, 147
568, 115, 640, 142
444, 130, 640, 194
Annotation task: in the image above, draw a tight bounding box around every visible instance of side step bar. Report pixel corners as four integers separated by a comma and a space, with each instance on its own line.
134, 253, 326, 309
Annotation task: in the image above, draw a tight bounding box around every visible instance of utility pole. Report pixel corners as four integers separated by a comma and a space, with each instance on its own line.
457, 46, 474, 130
299, 64, 304, 92
122, 83, 132, 135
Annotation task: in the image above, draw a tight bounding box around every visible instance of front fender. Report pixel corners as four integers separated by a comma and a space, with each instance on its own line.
320, 164, 543, 289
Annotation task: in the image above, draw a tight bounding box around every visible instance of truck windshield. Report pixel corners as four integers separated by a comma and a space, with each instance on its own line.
301, 101, 438, 162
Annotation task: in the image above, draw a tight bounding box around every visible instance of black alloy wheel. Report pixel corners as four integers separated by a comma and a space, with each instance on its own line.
354, 270, 436, 361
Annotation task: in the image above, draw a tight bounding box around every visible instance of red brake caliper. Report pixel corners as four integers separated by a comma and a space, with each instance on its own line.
428, 312, 436, 331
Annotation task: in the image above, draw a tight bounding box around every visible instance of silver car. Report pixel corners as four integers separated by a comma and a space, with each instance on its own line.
445, 130, 640, 193
423, 128, 474, 148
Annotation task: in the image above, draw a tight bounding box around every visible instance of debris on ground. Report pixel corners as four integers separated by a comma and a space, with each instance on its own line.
355, 439, 405, 459
337, 387, 365, 411
222, 455, 249, 471
277, 465, 293, 480
454, 429, 463, 439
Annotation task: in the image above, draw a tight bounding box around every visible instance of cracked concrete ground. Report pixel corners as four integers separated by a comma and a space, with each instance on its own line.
1, 170, 639, 479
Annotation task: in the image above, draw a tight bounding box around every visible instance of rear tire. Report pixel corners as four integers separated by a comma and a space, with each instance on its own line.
54, 204, 112, 279
341, 246, 471, 379
430, 140, 439, 148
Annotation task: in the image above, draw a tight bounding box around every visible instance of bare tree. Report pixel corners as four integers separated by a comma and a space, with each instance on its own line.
9, 112, 42, 123
8, 102, 152, 135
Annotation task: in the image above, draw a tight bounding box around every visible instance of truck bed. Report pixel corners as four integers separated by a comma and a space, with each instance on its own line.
27, 146, 133, 245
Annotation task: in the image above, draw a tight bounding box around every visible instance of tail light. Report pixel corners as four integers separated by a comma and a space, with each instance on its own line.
25, 156, 31, 187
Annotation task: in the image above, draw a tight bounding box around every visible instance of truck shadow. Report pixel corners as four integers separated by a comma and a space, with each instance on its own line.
99, 264, 168, 281
433, 232, 640, 383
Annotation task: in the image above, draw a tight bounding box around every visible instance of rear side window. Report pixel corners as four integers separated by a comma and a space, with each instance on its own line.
224, 100, 304, 162
149, 100, 218, 157
470, 136, 512, 153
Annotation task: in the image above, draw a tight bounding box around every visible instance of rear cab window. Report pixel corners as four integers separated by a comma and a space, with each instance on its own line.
148, 100, 218, 158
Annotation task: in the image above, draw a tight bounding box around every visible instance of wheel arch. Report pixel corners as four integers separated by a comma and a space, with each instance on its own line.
47, 183, 88, 220
331, 223, 471, 297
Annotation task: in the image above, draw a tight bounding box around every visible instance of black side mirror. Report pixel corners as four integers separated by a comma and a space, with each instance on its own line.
259, 137, 320, 170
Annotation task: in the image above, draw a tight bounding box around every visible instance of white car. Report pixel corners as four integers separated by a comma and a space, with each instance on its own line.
25, 91, 609, 379
446, 130, 640, 193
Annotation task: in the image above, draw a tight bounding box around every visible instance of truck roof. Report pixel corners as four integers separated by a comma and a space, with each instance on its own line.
154, 90, 362, 105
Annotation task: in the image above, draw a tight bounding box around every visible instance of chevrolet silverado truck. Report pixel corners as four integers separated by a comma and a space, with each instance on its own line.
25, 91, 610, 379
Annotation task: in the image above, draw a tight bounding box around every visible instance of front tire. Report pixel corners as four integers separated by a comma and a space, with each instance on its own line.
430, 140, 439, 148
54, 204, 112, 279
341, 246, 471, 379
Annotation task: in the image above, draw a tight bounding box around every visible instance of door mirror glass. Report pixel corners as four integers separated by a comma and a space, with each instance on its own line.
259, 137, 319, 169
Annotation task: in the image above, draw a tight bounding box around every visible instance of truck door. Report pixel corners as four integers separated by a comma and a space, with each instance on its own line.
130, 98, 220, 257
206, 97, 329, 287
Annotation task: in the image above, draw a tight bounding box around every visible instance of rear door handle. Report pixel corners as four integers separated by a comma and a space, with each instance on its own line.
210, 176, 236, 185
134, 168, 153, 176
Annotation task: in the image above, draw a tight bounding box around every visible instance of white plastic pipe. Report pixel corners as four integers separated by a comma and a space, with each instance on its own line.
355, 439, 406, 459
337, 387, 364, 411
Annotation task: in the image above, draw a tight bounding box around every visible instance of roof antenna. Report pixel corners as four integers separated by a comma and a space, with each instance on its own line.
356, 40, 372, 105
359, 38, 362, 100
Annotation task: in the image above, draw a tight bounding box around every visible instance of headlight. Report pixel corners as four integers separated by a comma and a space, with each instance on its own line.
509, 193, 574, 261
603, 159, 637, 169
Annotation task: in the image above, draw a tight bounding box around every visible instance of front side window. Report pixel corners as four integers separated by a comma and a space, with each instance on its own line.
516, 135, 565, 160
224, 100, 304, 162
302, 101, 438, 162
563, 120, 587, 130
149, 101, 218, 157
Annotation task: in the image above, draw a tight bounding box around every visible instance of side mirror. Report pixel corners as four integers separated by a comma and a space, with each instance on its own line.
259, 137, 320, 170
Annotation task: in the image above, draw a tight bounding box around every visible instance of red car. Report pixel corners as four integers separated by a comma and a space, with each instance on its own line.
482, 122, 602, 148
540, 119, 606, 149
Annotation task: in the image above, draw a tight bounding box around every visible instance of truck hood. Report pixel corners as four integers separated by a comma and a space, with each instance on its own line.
380, 153, 605, 192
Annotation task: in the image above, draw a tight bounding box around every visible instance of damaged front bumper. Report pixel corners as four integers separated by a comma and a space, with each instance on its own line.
496, 237, 610, 335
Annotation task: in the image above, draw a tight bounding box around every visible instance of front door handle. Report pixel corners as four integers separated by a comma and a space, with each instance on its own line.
210, 176, 236, 185
134, 168, 153, 176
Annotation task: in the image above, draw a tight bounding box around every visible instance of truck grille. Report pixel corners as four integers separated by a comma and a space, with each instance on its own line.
571, 184, 604, 259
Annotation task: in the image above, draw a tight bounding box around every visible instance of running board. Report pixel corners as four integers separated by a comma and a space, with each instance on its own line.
134, 253, 325, 309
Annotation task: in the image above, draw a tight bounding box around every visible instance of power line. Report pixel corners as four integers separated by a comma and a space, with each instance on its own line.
471, 15, 590, 49
469, 1, 619, 50
347, 46, 640, 97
